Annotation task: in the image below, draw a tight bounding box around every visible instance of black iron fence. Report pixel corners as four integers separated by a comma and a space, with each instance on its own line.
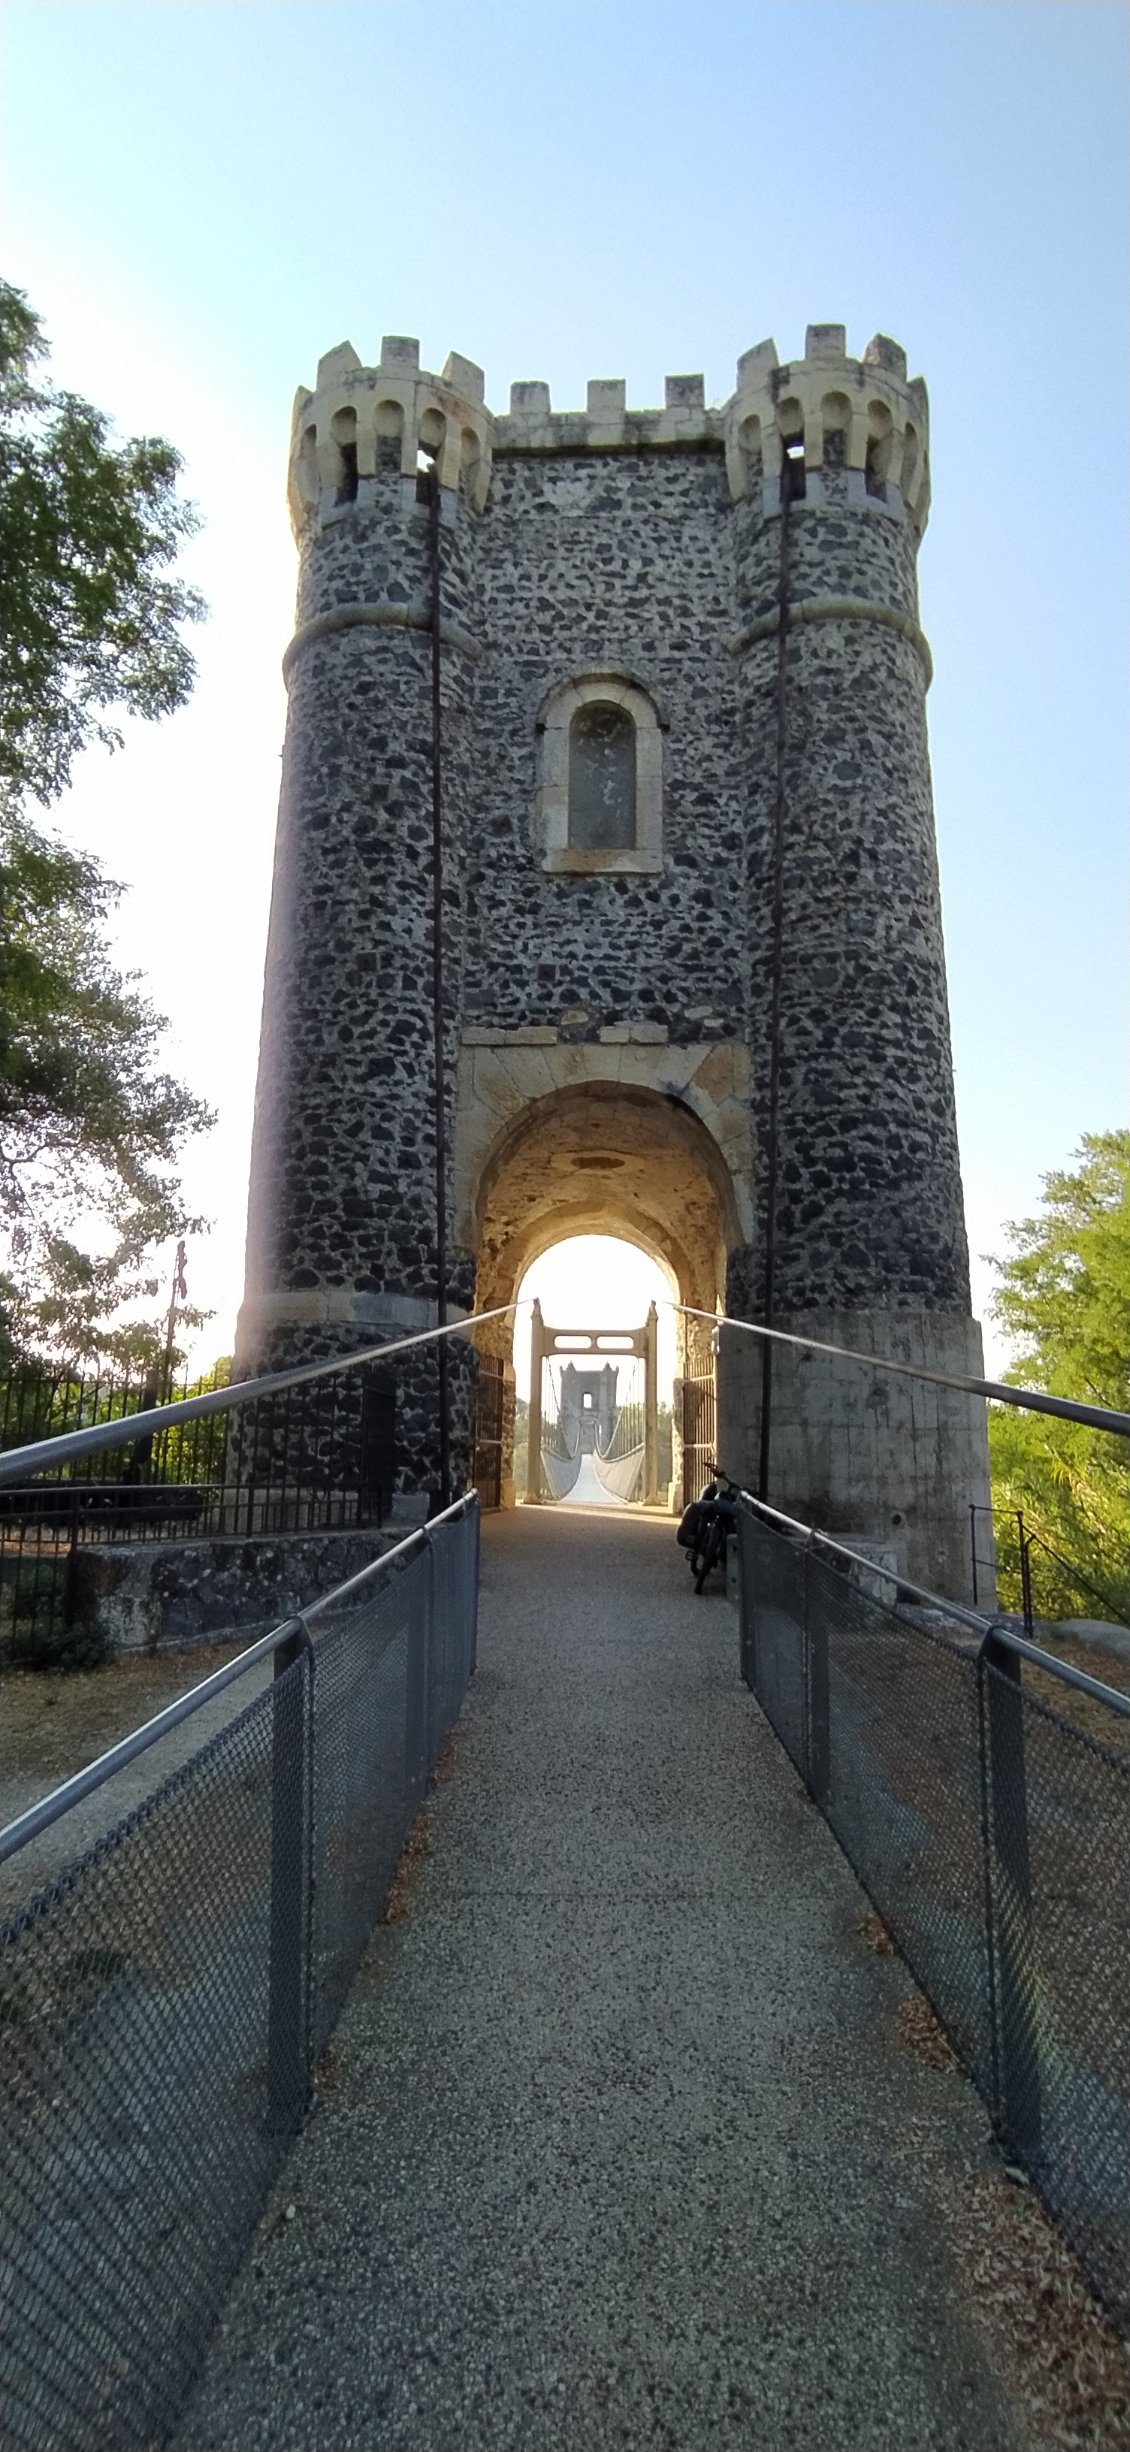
0, 1359, 396, 1661
472, 1354, 504, 1511
0, 1492, 479, 2452
736, 1491, 1130, 2330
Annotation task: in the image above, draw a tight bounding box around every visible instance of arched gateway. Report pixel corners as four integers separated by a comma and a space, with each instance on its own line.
238, 323, 991, 1598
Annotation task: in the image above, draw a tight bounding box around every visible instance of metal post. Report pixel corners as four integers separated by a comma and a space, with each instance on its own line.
758, 451, 795, 1502
527, 1300, 545, 1503
1018, 1512, 1034, 1638
643, 1302, 660, 1504
969, 1503, 979, 1609
805, 1532, 830, 1807
737, 1507, 758, 1693
981, 1629, 1042, 2163
429, 470, 451, 1512
267, 1621, 314, 2137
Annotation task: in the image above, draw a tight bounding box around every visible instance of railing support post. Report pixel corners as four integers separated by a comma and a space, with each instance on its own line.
267, 1619, 314, 2138
981, 1627, 1042, 2164
805, 1533, 830, 1808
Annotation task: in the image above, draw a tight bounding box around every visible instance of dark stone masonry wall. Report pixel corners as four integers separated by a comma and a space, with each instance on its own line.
242, 345, 976, 1509
467, 449, 746, 1041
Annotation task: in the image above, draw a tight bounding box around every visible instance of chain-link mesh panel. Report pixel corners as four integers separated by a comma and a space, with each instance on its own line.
0, 1654, 310, 2452
981, 1654, 1130, 2328
311, 1550, 430, 2057
428, 1512, 477, 1764
738, 1510, 808, 1777
809, 1555, 992, 2098
0, 1497, 480, 2452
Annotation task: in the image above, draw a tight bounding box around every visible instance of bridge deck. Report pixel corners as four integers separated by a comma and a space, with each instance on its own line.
177, 1508, 1023, 2451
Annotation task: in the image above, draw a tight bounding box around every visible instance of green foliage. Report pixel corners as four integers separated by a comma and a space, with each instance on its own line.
987, 1133, 1130, 1623
0, 808, 214, 1363
0, 284, 212, 1364
0, 281, 204, 806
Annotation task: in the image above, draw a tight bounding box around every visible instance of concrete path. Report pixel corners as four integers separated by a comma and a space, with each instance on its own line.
177, 1508, 1023, 2452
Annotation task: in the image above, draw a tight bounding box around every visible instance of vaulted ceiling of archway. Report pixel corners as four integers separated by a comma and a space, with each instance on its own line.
472, 1085, 732, 1328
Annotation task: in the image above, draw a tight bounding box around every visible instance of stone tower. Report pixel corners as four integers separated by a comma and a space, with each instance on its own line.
238, 321, 991, 1594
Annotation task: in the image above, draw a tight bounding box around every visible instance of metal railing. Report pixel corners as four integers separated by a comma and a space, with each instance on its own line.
0, 1492, 480, 2452
735, 1489, 1130, 2331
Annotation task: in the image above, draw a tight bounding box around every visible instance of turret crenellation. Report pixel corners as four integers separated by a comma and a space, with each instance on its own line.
288, 333, 492, 535
289, 324, 928, 536
725, 326, 930, 531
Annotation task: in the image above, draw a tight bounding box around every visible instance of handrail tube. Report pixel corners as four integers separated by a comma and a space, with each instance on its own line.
683, 1304, 1130, 1440
0, 1494, 477, 1863
735, 1486, 1130, 1722
0, 1305, 520, 1485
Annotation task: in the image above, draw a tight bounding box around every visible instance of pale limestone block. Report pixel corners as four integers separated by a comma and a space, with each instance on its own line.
316, 341, 362, 387
587, 379, 626, 415
864, 333, 908, 380
380, 335, 420, 373
510, 381, 551, 413
665, 374, 705, 409
494, 1047, 560, 1103
471, 1049, 529, 1121
442, 351, 485, 405
736, 338, 779, 388
805, 323, 847, 362
598, 1026, 631, 1045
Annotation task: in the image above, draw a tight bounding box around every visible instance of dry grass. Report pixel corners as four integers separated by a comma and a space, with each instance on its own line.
381, 1807, 434, 1923
859, 1905, 1130, 2446
0, 1642, 251, 1812
894, 1987, 961, 2073
953, 2166, 1130, 2450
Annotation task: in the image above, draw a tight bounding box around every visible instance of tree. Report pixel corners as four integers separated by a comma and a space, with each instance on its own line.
987, 1133, 1130, 1622
0, 282, 211, 1363
0, 281, 203, 806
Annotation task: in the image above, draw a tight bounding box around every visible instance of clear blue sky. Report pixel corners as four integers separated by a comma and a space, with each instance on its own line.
2, 0, 1126, 1371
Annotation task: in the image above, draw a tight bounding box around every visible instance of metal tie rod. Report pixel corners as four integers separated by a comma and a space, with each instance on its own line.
679, 1306, 1130, 1440
0, 1304, 524, 1484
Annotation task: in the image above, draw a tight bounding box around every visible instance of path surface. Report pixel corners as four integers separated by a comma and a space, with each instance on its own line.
566, 1451, 625, 1506
177, 1508, 1023, 2452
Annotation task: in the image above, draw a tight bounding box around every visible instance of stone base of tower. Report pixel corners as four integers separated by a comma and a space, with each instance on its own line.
717, 1311, 993, 1608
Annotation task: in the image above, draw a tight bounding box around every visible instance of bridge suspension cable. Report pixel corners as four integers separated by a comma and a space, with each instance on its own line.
676, 1305, 1130, 1441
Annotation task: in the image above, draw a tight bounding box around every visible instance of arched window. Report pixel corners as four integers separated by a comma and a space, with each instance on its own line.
537, 675, 664, 874
568, 704, 636, 850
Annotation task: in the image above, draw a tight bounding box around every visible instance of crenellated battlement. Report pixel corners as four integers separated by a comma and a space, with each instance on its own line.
287, 335, 493, 535
287, 323, 929, 536
723, 325, 930, 531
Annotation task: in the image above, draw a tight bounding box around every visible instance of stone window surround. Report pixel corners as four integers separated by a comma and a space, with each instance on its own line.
536, 675, 664, 875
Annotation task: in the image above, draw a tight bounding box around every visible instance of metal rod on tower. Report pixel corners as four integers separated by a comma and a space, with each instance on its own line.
758, 448, 795, 1503
429, 467, 451, 1510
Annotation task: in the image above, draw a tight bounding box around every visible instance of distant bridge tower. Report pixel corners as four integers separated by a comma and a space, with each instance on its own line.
238, 321, 990, 1590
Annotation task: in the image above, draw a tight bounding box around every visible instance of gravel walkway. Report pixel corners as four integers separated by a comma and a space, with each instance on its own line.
176, 1506, 1024, 2452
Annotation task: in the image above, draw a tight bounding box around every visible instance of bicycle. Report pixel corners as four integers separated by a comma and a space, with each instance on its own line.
677, 1465, 740, 1594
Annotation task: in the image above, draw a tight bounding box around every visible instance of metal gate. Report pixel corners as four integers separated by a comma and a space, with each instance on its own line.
680, 1373, 716, 1507
473, 1355, 504, 1510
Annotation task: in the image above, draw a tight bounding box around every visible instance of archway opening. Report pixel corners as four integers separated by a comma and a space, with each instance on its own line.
462, 1077, 746, 1510
513, 1235, 676, 1506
